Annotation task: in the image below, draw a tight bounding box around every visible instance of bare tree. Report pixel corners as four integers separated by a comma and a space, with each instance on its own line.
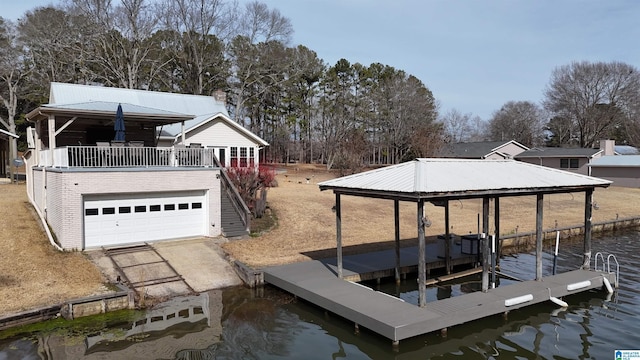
0, 17, 28, 179
440, 109, 473, 143
543, 61, 640, 147
238, 1, 293, 44
67, 0, 162, 89
488, 101, 546, 147
156, 0, 233, 94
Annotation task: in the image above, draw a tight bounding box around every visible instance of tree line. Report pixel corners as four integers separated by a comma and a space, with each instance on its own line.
1, 0, 639, 173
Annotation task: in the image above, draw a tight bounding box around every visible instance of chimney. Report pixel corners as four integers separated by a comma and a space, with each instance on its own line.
213, 90, 226, 104
599, 139, 615, 156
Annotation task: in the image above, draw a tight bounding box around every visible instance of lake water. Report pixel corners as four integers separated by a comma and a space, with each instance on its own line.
1, 229, 639, 359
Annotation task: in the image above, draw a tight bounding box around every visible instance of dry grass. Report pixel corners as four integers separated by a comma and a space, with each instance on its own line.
0, 183, 108, 315
223, 164, 640, 268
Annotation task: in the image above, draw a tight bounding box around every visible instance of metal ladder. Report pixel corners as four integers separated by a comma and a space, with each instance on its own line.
594, 252, 620, 288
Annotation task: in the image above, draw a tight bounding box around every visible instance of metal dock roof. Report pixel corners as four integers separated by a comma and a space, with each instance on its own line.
318, 158, 611, 200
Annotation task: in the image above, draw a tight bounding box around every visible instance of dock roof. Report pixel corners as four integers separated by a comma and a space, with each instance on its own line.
318, 158, 611, 200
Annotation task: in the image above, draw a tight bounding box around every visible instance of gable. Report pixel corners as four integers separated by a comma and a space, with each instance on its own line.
178, 117, 267, 147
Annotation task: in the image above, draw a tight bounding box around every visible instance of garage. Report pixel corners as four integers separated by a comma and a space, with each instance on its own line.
84, 191, 208, 248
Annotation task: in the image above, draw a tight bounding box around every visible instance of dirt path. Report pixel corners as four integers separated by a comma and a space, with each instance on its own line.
223, 164, 640, 268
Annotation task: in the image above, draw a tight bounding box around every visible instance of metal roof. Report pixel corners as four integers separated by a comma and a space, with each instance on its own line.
589, 155, 640, 167
49, 82, 227, 116
615, 145, 639, 155
516, 147, 601, 158
318, 158, 611, 200
42, 101, 191, 117
46, 83, 269, 146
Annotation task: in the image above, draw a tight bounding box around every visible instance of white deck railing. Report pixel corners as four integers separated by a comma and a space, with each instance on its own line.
41, 146, 218, 168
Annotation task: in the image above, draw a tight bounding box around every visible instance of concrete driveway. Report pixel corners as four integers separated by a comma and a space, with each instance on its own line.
88, 237, 242, 298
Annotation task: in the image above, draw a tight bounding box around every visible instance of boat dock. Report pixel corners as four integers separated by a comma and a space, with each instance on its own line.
263, 245, 616, 344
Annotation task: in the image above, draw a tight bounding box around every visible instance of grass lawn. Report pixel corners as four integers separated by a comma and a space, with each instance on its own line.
223, 164, 640, 268
0, 183, 109, 316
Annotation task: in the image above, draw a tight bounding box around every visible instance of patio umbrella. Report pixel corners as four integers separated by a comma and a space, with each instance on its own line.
114, 103, 125, 141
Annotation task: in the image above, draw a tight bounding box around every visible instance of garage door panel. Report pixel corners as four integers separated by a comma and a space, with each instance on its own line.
84, 192, 207, 248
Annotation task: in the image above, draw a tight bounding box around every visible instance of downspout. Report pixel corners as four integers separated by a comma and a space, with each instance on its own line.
25, 162, 63, 252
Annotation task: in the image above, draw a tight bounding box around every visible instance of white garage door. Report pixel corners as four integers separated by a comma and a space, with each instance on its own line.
84, 191, 207, 248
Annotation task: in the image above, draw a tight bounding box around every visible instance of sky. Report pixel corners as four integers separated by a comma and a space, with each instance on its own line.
3, 0, 640, 120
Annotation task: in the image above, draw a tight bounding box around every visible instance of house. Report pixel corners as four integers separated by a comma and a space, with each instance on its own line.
0, 128, 19, 179
588, 156, 640, 188
439, 140, 529, 160
24, 83, 257, 250
48, 83, 268, 168
515, 147, 603, 175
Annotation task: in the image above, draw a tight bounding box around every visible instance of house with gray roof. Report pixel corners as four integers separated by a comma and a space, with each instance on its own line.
589, 155, 640, 188
23, 82, 257, 250
439, 140, 529, 160
515, 147, 603, 175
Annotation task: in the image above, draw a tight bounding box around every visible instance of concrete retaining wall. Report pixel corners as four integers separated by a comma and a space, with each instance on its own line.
0, 285, 134, 331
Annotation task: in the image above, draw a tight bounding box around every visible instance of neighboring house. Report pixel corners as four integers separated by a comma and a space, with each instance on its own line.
588, 155, 640, 188
49, 82, 268, 168
0, 128, 19, 178
439, 140, 529, 160
23, 83, 255, 251
515, 147, 603, 176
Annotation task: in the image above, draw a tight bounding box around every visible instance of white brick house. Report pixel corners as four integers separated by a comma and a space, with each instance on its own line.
24, 83, 260, 250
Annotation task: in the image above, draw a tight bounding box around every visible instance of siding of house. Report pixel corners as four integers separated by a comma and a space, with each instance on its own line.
178, 120, 261, 167
32, 168, 222, 249
494, 143, 527, 158
591, 167, 640, 188
518, 157, 591, 175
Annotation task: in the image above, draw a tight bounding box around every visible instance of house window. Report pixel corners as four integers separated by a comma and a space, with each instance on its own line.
230, 146, 252, 167
240, 147, 248, 167
560, 158, 580, 169
249, 147, 255, 167
230, 147, 238, 167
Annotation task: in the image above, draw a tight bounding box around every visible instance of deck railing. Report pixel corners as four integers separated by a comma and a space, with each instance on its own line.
42, 146, 218, 168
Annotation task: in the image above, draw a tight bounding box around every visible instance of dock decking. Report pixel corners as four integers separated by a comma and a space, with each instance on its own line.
263, 245, 615, 343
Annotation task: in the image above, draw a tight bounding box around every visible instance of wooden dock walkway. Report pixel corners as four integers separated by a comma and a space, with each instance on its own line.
263, 245, 616, 343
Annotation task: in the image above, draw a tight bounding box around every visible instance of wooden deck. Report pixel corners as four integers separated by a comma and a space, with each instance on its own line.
263, 245, 616, 343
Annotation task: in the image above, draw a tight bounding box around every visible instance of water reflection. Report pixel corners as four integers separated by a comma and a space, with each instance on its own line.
0, 230, 639, 359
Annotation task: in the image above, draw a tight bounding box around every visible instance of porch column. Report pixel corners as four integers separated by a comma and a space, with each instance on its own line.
394, 199, 401, 284
481, 197, 490, 292
536, 193, 544, 280
583, 188, 594, 270
180, 121, 186, 145
47, 114, 56, 166
418, 199, 426, 307
335, 192, 343, 279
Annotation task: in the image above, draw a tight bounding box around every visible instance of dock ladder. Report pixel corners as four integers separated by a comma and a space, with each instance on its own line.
594, 252, 620, 288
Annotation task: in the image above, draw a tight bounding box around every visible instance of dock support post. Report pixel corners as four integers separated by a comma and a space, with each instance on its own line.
335, 192, 343, 279
583, 188, 593, 270
444, 200, 451, 274
536, 193, 544, 280
482, 197, 490, 292
354, 323, 359, 334
394, 199, 401, 284
392, 340, 400, 351
441, 327, 448, 338
495, 197, 501, 265
418, 199, 427, 307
